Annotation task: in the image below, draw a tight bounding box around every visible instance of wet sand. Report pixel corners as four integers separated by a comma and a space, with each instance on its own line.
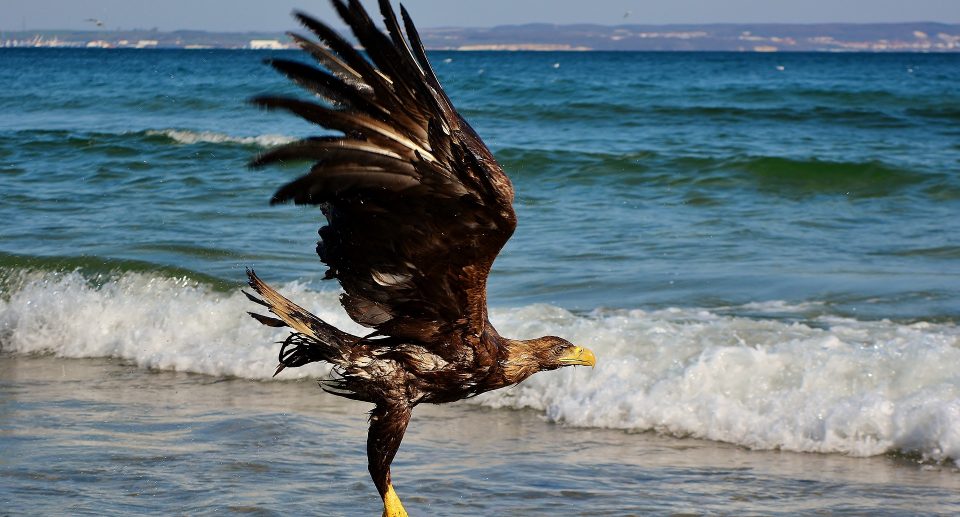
2, 354, 958, 516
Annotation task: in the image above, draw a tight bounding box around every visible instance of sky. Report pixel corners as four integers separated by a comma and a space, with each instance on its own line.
3, 0, 959, 32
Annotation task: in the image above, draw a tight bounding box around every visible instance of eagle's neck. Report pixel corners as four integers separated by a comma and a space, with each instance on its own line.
498, 337, 551, 386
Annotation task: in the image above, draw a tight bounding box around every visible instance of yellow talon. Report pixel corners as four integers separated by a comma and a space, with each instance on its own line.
382, 484, 408, 517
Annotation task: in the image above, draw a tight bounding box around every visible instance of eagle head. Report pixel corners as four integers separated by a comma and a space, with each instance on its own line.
540, 336, 597, 370
503, 336, 596, 383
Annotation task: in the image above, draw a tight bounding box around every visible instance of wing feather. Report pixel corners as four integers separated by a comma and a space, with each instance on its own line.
250, 137, 405, 169
252, 95, 436, 159
255, 1, 517, 350
286, 32, 370, 93
266, 58, 380, 112
399, 4, 458, 121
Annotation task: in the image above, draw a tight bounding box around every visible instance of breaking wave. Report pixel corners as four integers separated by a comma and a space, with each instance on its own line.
1, 269, 958, 466
146, 128, 296, 147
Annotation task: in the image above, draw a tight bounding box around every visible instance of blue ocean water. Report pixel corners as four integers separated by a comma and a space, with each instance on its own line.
2, 49, 958, 318
2, 48, 960, 514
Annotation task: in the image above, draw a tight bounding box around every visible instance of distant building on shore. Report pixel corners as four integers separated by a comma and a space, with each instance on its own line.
248, 39, 288, 50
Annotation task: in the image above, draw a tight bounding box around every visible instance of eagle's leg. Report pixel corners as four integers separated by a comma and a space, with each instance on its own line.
368, 401, 412, 517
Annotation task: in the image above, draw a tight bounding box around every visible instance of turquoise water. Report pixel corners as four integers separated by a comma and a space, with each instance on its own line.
2, 48, 960, 514
2, 49, 958, 318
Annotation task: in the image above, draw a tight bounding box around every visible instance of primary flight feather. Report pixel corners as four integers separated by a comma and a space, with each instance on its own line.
245, 1, 597, 515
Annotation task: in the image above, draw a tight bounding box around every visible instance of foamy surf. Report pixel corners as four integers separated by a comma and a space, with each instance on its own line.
0, 270, 340, 380
147, 129, 296, 147
1, 270, 957, 466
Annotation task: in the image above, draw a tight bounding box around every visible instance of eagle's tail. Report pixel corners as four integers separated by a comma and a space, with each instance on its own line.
244, 268, 353, 376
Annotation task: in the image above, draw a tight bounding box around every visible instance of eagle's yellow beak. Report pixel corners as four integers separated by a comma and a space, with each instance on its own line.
559, 346, 597, 367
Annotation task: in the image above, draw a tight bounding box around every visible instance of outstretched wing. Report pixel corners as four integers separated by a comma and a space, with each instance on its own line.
252, 0, 516, 345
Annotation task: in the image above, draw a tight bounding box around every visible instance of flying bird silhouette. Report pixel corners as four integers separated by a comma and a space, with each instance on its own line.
245, 1, 597, 515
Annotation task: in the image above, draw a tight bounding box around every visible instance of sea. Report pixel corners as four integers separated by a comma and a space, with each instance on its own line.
1, 47, 959, 515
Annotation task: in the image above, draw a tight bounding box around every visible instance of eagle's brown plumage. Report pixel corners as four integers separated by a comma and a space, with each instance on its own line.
244, 1, 596, 515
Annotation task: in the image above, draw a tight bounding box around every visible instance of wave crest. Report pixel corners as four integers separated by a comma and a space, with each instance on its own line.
0, 270, 347, 379
146, 129, 295, 147
1, 270, 958, 465
481, 306, 960, 465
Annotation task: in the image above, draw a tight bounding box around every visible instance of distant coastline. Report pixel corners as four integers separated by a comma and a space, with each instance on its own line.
3, 22, 959, 52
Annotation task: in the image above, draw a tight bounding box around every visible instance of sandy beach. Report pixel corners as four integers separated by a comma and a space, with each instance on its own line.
2, 354, 958, 515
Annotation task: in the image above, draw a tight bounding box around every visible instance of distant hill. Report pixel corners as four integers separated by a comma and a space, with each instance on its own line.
3, 22, 959, 52
421, 22, 960, 52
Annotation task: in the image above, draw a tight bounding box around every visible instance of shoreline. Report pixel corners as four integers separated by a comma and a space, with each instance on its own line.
4, 21, 960, 52
3, 46, 960, 54
2, 354, 959, 515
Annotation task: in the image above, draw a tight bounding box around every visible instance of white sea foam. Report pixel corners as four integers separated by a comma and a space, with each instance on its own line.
0, 270, 341, 380
1, 271, 958, 465
148, 129, 295, 147
482, 305, 960, 465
